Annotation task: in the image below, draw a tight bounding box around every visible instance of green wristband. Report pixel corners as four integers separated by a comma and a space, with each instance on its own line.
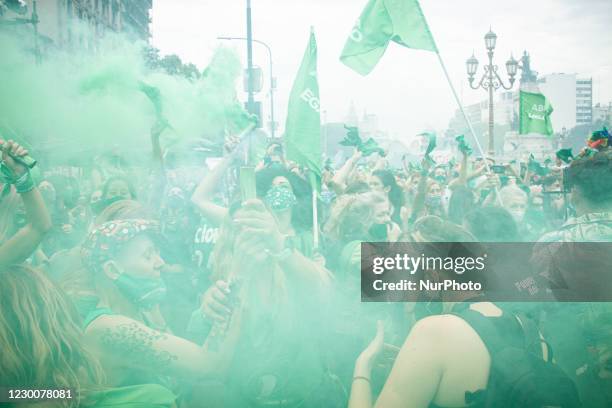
14, 171, 35, 194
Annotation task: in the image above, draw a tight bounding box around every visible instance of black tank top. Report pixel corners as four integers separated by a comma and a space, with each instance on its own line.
428, 300, 524, 408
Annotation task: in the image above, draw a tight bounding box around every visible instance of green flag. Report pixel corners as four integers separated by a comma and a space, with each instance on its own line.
340, 0, 438, 75
519, 91, 554, 136
556, 148, 573, 164
455, 134, 473, 156
285, 29, 321, 176
418, 131, 436, 165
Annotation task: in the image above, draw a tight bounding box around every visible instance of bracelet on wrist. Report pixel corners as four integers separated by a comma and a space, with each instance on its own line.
353, 376, 371, 384
14, 171, 35, 194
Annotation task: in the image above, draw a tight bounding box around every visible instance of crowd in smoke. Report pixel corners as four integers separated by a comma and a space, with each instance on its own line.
1, 24, 612, 408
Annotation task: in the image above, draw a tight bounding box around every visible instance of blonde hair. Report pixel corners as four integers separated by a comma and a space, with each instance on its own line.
324, 191, 388, 242
94, 199, 151, 226
0, 264, 105, 407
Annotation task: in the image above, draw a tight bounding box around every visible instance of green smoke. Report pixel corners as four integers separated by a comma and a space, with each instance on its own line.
0, 23, 248, 161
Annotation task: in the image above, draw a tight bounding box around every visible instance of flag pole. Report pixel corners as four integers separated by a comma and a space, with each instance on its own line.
310, 172, 319, 249
434, 52, 503, 205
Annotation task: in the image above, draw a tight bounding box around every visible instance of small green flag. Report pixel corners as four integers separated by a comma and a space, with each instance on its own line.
340, 126, 385, 157
418, 131, 436, 165
556, 148, 573, 164
519, 91, 554, 136
455, 134, 473, 156
528, 154, 550, 176
340, 0, 438, 75
285, 29, 321, 176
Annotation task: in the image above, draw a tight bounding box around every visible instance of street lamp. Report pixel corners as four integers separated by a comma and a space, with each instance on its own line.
218, 36, 277, 138
466, 29, 517, 156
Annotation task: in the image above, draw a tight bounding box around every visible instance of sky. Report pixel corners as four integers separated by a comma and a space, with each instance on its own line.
150, 0, 612, 139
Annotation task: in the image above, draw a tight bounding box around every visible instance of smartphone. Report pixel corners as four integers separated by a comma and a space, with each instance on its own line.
491, 165, 506, 174
239, 166, 257, 201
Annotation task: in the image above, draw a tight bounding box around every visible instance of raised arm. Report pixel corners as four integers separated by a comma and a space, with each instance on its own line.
448, 151, 469, 189
0, 140, 52, 267
190, 137, 242, 224
330, 149, 362, 194
349, 318, 444, 408
147, 120, 168, 211
408, 162, 431, 224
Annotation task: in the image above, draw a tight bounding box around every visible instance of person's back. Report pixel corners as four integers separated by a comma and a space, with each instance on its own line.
351, 300, 551, 408
426, 302, 502, 407
381, 302, 506, 408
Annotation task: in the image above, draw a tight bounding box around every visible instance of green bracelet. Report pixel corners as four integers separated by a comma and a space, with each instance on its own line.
14, 171, 35, 194
0, 160, 13, 184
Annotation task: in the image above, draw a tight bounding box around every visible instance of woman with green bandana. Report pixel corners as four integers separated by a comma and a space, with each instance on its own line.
73, 218, 240, 398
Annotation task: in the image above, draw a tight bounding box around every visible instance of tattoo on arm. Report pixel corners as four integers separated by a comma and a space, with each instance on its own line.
101, 322, 178, 372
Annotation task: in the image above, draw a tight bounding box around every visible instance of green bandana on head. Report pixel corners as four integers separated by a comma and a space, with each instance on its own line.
264, 185, 297, 211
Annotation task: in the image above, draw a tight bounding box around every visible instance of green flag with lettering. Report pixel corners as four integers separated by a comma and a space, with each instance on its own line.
519, 90, 554, 136
340, 0, 438, 75
285, 29, 321, 176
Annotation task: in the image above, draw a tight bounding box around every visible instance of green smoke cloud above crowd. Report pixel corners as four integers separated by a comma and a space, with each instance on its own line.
0, 23, 249, 162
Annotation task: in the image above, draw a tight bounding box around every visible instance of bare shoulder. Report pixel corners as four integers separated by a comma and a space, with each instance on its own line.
409, 313, 488, 351
411, 314, 474, 335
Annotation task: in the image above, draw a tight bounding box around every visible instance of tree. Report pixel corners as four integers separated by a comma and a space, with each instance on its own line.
142, 46, 201, 80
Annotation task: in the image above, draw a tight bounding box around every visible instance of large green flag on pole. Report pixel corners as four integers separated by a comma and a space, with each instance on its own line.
340, 0, 438, 75
519, 90, 554, 136
285, 28, 321, 176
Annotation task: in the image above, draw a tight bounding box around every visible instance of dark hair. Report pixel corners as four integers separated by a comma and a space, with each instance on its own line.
101, 176, 137, 200
464, 206, 520, 242
373, 169, 404, 222
448, 186, 475, 225
412, 215, 477, 242
566, 148, 612, 205
255, 166, 314, 232
267, 141, 284, 156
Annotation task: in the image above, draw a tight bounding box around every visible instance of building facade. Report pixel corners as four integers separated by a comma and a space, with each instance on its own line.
1, 0, 152, 52
537, 73, 593, 129
576, 78, 593, 125
593, 102, 611, 124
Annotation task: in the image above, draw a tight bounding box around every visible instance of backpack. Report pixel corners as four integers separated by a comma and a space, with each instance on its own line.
453, 307, 581, 408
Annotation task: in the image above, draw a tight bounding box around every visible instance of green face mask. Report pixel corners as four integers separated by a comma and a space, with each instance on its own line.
264, 185, 297, 211
114, 273, 167, 309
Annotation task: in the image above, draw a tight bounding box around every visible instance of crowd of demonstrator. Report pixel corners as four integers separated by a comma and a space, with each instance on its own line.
1, 128, 611, 407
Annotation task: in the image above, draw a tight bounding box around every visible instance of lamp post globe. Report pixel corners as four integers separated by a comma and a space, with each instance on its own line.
484, 29, 497, 50
466, 54, 479, 77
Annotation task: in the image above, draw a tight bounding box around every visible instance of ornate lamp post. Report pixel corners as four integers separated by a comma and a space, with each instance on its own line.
466, 29, 518, 156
